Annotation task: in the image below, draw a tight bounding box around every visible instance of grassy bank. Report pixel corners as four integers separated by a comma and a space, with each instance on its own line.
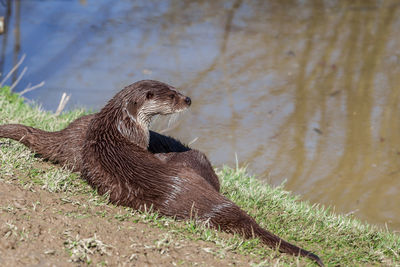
1, 86, 399, 266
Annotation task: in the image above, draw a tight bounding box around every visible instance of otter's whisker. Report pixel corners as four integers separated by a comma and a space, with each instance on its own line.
167, 112, 180, 128
159, 113, 183, 134
150, 114, 161, 129
188, 137, 199, 146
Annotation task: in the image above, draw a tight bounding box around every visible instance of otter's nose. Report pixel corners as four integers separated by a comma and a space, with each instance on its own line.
184, 97, 191, 106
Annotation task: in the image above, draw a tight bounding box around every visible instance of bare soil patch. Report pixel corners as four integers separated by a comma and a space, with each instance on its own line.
0, 176, 257, 266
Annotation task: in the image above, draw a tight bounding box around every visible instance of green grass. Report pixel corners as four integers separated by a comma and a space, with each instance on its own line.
1, 85, 399, 266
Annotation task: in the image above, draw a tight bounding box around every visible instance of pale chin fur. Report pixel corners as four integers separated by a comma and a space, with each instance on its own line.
150, 109, 187, 133
120, 103, 188, 138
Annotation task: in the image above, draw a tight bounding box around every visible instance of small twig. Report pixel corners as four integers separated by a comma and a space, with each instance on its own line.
386, 245, 399, 259
344, 209, 359, 216
0, 54, 25, 87
19, 81, 45, 96
0, 16, 4, 34
9, 66, 27, 92
55, 92, 71, 116
235, 152, 239, 170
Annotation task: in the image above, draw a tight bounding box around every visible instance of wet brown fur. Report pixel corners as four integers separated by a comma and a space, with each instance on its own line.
0, 115, 89, 171
0, 114, 219, 191
80, 80, 324, 266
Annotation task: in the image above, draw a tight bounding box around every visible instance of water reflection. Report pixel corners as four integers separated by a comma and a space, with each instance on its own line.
1, 0, 400, 230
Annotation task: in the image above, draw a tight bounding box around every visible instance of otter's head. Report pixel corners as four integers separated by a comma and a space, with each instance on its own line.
122, 80, 191, 127
105, 80, 191, 148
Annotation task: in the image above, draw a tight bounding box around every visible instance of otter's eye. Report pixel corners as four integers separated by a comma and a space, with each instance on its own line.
169, 94, 175, 100
146, 92, 154, 99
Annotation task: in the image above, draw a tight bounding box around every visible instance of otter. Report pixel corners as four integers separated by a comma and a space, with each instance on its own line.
81, 80, 324, 266
0, 114, 220, 191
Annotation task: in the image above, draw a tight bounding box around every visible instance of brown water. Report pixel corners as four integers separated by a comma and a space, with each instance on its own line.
1, 0, 400, 230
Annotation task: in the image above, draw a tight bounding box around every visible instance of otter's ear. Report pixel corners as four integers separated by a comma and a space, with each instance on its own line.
146, 91, 154, 99
126, 100, 138, 119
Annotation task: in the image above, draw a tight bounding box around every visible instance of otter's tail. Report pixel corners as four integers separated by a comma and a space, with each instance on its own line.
207, 201, 324, 266
0, 124, 58, 160
253, 222, 324, 266
0, 124, 40, 146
